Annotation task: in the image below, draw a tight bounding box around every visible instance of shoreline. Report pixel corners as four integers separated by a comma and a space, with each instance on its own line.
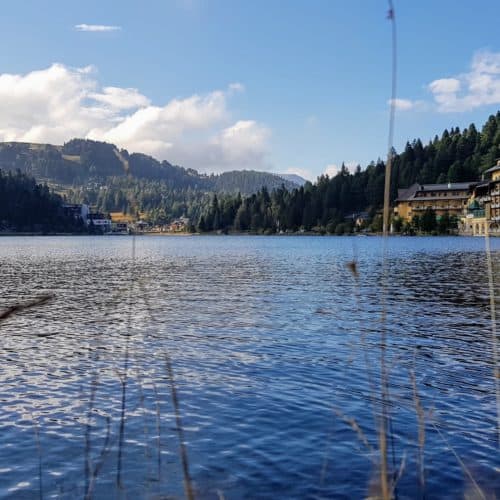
0, 230, 476, 238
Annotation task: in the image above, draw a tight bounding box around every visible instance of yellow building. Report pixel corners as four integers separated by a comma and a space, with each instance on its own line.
109, 212, 135, 223
394, 182, 476, 222
460, 160, 500, 235
484, 161, 500, 222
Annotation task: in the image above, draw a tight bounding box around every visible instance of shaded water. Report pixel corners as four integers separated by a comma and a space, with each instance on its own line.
0, 235, 498, 499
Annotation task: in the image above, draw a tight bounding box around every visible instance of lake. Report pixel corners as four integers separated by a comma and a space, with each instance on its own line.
0, 235, 499, 499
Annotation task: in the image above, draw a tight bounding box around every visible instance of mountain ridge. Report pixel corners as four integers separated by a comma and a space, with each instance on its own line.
0, 139, 301, 195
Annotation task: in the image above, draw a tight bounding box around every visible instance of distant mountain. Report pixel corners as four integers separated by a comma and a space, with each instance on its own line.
277, 173, 308, 186
0, 139, 297, 195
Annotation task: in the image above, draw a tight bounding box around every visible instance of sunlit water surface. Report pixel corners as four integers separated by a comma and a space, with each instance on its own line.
0, 235, 499, 499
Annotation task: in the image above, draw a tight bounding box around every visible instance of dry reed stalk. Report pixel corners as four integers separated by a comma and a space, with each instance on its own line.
84, 366, 99, 498
333, 408, 375, 457
389, 452, 406, 498
165, 354, 195, 500
116, 334, 130, 491
377, 2, 398, 498
430, 421, 486, 500
135, 268, 195, 499
382, 0, 397, 237
30, 410, 44, 500
409, 369, 426, 494
86, 416, 112, 500
0, 294, 55, 499
152, 380, 163, 483
484, 226, 500, 443
135, 365, 152, 462
116, 236, 136, 491
0, 293, 54, 321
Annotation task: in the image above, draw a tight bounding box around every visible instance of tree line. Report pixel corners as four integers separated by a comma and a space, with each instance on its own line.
3, 111, 500, 234
0, 169, 84, 232
195, 111, 500, 233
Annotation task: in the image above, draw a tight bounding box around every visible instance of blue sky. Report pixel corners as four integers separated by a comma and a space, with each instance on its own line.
0, 0, 499, 180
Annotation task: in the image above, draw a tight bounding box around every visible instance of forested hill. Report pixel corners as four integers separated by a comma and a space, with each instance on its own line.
0, 169, 83, 232
391, 111, 500, 188
2, 112, 500, 232
211, 170, 304, 193
194, 111, 500, 234
311, 110, 500, 215
0, 139, 299, 194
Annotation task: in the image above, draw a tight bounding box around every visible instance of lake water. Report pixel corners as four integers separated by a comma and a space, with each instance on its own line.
0, 235, 499, 499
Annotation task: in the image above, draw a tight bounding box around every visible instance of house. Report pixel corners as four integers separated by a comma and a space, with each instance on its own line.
134, 220, 149, 232
110, 212, 134, 224
169, 216, 190, 232
112, 222, 129, 233
484, 160, 500, 223
345, 211, 369, 228
460, 160, 500, 235
394, 182, 477, 223
109, 212, 133, 233
86, 212, 112, 232
62, 203, 89, 221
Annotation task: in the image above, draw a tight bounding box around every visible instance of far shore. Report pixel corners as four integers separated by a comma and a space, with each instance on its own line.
0, 230, 473, 238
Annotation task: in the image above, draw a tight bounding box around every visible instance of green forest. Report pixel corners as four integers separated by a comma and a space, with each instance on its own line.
0, 169, 83, 232
195, 112, 500, 233
1, 111, 500, 234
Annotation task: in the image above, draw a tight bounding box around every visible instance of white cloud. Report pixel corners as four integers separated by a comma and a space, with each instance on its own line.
324, 162, 359, 177
428, 78, 461, 94
0, 63, 269, 172
75, 24, 121, 32
388, 98, 415, 111
89, 87, 150, 110
324, 164, 339, 177
387, 98, 427, 112
213, 120, 270, 165
428, 50, 500, 112
228, 82, 245, 93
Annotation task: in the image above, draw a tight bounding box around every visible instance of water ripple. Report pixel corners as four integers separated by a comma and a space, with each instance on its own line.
0, 235, 499, 498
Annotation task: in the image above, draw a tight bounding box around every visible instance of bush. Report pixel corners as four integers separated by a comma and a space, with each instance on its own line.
326, 222, 336, 234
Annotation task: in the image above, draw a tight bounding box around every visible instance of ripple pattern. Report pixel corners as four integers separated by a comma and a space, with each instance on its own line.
0, 235, 499, 499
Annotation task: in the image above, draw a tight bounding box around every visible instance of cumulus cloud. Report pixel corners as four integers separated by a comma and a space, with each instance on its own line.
75, 24, 121, 32
0, 63, 269, 172
387, 98, 427, 112
388, 98, 415, 111
213, 120, 270, 164
89, 86, 150, 110
428, 78, 461, 94
428, 50, 500, 112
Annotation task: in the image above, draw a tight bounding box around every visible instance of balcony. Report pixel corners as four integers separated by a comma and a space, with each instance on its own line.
412, 205, 462, 211
466, 209, 485, 218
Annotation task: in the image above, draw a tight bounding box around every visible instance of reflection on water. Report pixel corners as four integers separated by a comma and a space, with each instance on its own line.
0, 235, 499, 499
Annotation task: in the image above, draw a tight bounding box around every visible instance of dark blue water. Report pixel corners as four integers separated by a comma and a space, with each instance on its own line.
0, 235, 498, 499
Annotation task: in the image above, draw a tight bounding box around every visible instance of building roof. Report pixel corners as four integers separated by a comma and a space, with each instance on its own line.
396, 182, 476, 201
110, 212, 134, 223
396, 183, 419, 201
483, 162, 500, 175
419, 182, 475, 191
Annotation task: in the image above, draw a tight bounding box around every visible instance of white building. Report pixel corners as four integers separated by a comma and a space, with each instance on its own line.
86, 212, 112, 232
62, 203, 89, 221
